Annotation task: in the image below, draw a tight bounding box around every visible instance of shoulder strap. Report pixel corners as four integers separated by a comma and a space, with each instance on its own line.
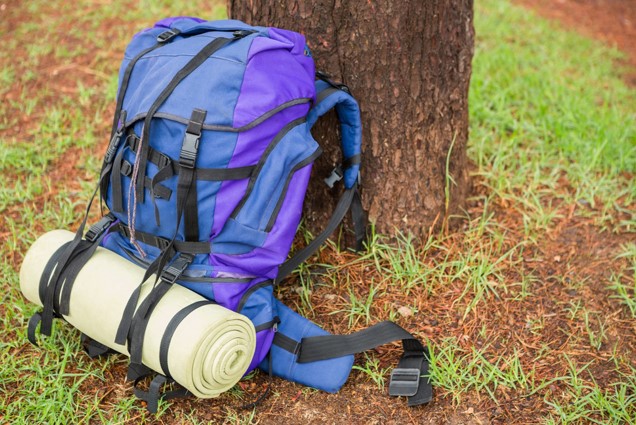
275, 76, 366, 285
308, 74, 362, 190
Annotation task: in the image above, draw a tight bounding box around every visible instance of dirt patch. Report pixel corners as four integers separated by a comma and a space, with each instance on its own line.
3, 1, 635, 424
515, 0, 636, 85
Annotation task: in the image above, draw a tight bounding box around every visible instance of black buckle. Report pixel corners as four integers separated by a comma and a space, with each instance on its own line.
155, 236, 170, 251
157, 153, 171, 169
121, 160, 132, 177
324, 166, 343, 189
160, 254, 194, 284
179, 132, 200, 169
388, 368, 421, 397
316, 71, 351, 94
104, 131, 122, 164
157, 29, 181, 43
105, 111, 127, 163
85, 214, 117, 242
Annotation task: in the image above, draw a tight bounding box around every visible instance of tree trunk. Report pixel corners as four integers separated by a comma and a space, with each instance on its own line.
228, 0, 474, 239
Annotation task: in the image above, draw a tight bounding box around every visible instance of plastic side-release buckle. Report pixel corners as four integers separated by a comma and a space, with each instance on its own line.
388, 368, 421, 397
160, 254, 194, 284
179, 132, 200, 169
85, 214, 117, 242
324, 166, 344, 189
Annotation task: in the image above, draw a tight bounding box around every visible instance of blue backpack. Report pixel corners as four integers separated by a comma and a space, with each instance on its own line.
28, 17, 432, 411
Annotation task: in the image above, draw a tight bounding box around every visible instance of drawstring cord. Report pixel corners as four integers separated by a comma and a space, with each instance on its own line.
127, 129, 147, 258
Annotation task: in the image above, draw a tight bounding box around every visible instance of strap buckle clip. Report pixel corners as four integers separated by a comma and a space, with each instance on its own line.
160, 254, 194, 284
157, 29, 181, 43
104, 131, 122, 164
105, 111, 127, 164
324, 166, 343, 189
388, 368, 421, 397
85, 214, 117, 243
179, 132, 199, 169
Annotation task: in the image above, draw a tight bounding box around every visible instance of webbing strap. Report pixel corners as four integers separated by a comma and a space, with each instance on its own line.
111, 145, 127, 212
275, 183, 362, 285
118, 161, 172, 200
81, 333, 114, 358
126, 279, 173, 365
34, 182, 103, 338
295, 321, 432, 406
135, 34, 245, 201
350, 188, 366, 251
118, 225, 210, 254
158, 300, 212, 377
133, 374, 191, 414
115, 253, 194, 366
178, 109, 207, 241
128, 134, 255, 182
127, 135, 170, 169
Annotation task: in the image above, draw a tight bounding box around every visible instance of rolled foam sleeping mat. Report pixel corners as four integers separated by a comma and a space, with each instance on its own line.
20, 229, 256, 399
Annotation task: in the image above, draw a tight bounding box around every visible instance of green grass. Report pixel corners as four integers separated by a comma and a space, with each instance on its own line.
1, 0, 635, 423
470, 0, 636, 233
608, 243, 636, 318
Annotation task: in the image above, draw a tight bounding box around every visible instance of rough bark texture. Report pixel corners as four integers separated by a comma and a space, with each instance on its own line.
228, 0, 474, 239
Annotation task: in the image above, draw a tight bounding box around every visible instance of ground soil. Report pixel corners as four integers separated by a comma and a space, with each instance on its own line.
515, 0, 636, 85
2, 1, 635, 424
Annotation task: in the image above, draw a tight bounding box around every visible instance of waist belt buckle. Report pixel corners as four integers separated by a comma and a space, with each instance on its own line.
388, 367, 421, 397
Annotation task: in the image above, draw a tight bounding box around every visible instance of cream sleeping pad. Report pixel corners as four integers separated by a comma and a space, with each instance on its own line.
20, 229, 256, 398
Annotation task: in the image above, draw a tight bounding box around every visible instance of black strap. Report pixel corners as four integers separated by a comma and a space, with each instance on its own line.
350, 188, 366, 251
343, 153, 361, 169
116, 253, 194, 366
239, 350, 273, 410
36, 183, 103, 337
272, 332, 301, 355
135, 34, 247, 201
178, 109, 207, 241
125, 280, 173, 365
118, 225, 210, 255
127, 134, 254, 182
315, 86, 340, 104
293, 321, 432, 406
119, 161, 172, 200
133, 374, 191, 414
158, 300, 212, 377
110, 143, 127, 213
275, 183, 361, 285
81, 333, 114, 358
127, 135, 170, 169
27, 311, 43, 346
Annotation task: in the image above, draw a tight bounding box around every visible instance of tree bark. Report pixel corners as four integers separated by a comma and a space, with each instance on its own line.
228, 0, 474, 239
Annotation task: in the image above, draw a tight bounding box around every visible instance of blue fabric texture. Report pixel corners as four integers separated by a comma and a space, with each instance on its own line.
259, 300, 354, 393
